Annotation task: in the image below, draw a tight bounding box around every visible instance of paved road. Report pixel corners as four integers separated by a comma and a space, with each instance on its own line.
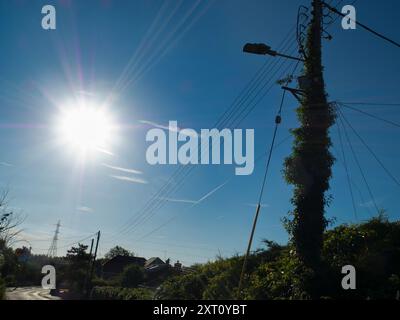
6, 287, 61, 300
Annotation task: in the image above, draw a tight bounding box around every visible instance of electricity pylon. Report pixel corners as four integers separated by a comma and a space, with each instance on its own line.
47, 220, 61, 257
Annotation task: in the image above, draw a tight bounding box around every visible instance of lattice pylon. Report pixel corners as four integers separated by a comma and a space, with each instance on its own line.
47, 220, 61, 257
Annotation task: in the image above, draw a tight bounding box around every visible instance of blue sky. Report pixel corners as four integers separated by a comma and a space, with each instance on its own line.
0, 0, 399, 265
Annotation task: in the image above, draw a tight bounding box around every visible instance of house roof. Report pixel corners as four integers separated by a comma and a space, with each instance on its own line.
103, 255, 146, 272
144, 257, 165, 268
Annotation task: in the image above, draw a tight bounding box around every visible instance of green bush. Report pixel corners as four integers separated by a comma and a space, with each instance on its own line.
119, 264, 144, 288
157, 272, 207, 300
90, 286, 153, 300
92, 277, 118, 287
157, 216, 400, 300
0, 278, 5, 300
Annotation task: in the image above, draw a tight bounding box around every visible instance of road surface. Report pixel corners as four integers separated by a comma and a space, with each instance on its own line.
6, 287, 61, 300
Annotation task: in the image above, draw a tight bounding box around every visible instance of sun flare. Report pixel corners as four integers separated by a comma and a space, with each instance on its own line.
57, 102, 115, 154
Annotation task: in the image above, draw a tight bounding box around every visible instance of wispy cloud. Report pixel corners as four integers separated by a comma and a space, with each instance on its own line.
140, 120, 172, 131
0, 161, 13, 167
137, 181, 227, 241
158, 197, 198, 204
77, 206, 94, 213
110, 175, 148, 184
139, 120, 198, 137
103, 163, 142, 175
197, 182, 227, 204
96, 148, 114, 156
158, 181, 227, 206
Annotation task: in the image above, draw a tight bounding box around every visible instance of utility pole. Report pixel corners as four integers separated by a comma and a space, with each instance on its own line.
47, 220, 61, 258
283, 0, 334, 297
88, 231, 100, 297
84, 238, 94, 296
238, 203, 261, 298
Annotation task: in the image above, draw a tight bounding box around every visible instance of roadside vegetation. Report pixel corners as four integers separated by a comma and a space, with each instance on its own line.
157, 214, 400, 300
1, 183, 399, 300
91, 286, 153, 300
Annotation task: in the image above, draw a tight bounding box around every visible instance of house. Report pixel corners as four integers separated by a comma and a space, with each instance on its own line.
102, 255, 146, 278
144, 257, 165, 269
144, 257, 168, 273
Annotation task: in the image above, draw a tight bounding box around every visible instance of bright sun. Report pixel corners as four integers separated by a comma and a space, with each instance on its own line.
57, 102, 114, 154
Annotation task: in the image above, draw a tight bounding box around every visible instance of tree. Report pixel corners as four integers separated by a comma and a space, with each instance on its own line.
104, 246, 134, 260
119, 264, 144, 288
64, 244, 91, 294
67, 244, 90, 262
0, 189, 27, 291
0, 189, 25, 247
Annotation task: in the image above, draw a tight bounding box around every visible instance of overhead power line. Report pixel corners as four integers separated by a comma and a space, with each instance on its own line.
331, 145, 375, 217
107, 0, 345, 245
107, 29, 300, 242
336, 109, 380, 214
323, 1, 400, 48
337, 107, 400, 189
339, 102, 400, 107
336, 118, 358, 220
134, 133, 294, 243
118, 59, 299, 240
56, 233, 97, 250
338, 103, 400, 129
238, 61, 299, 297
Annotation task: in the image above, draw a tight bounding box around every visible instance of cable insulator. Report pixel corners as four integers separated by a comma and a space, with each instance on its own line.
275, 115, 282, 124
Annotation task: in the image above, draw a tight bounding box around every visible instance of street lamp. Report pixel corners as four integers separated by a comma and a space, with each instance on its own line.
243, 43, 304, 62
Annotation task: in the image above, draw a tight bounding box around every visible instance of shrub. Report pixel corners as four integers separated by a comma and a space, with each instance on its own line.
157, 273, 207, 300
90, 286, 153, 300
0, 278, 5, 300
119, 264, 145, 288
157, 216, 400, 300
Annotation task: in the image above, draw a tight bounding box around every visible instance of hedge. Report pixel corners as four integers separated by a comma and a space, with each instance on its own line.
90, 286, 154, 300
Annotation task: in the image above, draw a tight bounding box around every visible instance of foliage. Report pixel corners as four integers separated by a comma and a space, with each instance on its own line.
0, 277, 5, 300
283, 5, 336, 297
0, 240, 17, 285
320, 214, 400, 299
91, 276, 118, 288
158, 217, 400, 300
67, 244, 90, 262
0, 189, 25, 247
63, 244, 91, 294
91, 286, 153, 300
119, 264, 145, 288
104, 246, 134, 260
157, 271, 207, 300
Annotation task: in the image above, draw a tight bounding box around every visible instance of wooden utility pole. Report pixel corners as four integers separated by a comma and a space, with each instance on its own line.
238, 203, 261, 298
238, 0, 333, 299
84, 238, 94, 296
87, 231, 100, 297
284, 0, 334, 296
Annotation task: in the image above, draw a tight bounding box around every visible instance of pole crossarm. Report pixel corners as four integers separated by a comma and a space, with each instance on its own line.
281, 86, 305, 102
